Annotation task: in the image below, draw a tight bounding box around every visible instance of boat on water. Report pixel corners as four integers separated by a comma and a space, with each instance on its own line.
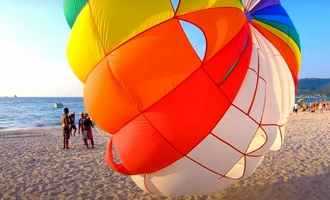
53, 103, 64, 109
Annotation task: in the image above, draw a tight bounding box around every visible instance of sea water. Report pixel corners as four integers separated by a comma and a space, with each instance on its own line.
0, 97, 84, 130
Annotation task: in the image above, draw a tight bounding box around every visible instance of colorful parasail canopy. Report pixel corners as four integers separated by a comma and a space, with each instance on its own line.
64, 0, 301, 196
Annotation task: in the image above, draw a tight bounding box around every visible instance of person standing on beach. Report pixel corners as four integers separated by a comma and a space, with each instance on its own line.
79, 113, 89, 148
69, 112, 77, 136
61, 107, 71, 149
78, 112, 84, 135
83, 113, 95, 149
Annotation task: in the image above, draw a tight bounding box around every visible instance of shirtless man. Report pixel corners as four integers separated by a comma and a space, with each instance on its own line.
61, 108, 71, 149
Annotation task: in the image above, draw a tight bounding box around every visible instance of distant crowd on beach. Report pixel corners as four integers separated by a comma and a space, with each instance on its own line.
60, 107, 95, 150
294, 102, 330, 113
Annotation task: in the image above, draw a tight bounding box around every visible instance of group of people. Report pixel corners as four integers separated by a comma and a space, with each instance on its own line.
294, 102, 330, 113
61, 107, 95, 150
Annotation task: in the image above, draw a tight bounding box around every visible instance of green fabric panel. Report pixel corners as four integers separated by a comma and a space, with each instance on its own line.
254, 17, 301, 50
64, 0, 88, 28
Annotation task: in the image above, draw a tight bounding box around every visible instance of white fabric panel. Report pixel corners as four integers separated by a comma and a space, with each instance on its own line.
188, 134, 242, 175
246, 128, 267, 154
242, 0, 262, 11
144, 157, 235, 196
261, 37, 295, 125
233, 70, 258, 113
226, 156, 245, 179
244, 156, 264, 177
249, 45, 260, 72
249, 78, 266, 123
270, 127, 282, 151
258, 53, 281, 124
249, 126, 279, 156
250, 27, 282, 125
251, 26, 260, 47
213, 106, 259, 152
131, 175, 149, 193
251, 26, 295, 126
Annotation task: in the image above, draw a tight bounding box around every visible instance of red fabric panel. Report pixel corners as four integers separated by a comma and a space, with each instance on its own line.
220, 29, 253, 102
112, 115, 181, 174
108, 19, 201, 110
144, 69, 230, 155
203, 24, 251, 84
84, 59, 140, 133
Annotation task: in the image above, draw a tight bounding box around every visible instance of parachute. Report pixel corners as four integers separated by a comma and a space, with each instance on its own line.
64, 0, 301, 196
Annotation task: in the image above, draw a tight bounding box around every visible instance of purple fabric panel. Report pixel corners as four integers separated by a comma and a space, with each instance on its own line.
250, 0, 281, 13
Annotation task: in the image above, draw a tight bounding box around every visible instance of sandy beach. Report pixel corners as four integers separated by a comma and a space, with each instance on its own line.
0, 112, 329, 200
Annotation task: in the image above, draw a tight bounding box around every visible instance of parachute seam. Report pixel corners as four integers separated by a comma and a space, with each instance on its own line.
86, 0, 145, 111
210, 133, 262, 158
93, 14, 249, 136
113, 23, 249, 135
140, 113, 225, 178
247, 48, 260, 115
219, 27, 250, 85
219, 38, 269, 157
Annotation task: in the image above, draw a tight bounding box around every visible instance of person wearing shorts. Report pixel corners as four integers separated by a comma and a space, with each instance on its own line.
61, 108, 71, 149
84, 113, 95, 149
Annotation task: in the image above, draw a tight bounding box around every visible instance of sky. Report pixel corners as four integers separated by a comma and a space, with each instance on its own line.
0, 0, 329, 97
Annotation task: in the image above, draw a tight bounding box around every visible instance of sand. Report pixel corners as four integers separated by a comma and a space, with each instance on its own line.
0, 112, 329, 200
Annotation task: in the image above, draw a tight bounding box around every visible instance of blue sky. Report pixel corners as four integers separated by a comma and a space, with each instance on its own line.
0, 0, 329, 97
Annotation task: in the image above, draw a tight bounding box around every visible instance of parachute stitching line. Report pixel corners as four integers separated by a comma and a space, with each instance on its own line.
218, 48, 269, 157
210, 133, 262, 158
141, 113, 238, 179
219, 26, 250, 85
185, 155, 226, 178
112, 67, 201, 134
247, 47, 261, 115
84, 1, 145, 111
255, 25, 294, 125
241, 30, 271, 155
249, 68, 265, 81
83, 15, 174, 84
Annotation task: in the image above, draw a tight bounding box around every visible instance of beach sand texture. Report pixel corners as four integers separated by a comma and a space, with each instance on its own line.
0, 112, 329, 200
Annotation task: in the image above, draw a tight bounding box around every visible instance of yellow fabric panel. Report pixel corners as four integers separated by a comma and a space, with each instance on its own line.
177, 0, 243, 15
88, 0, 174, 54
67, 5, 105, 82
253, 20, 302, 70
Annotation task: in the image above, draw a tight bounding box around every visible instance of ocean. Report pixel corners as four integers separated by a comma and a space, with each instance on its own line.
0, 97, 84, 130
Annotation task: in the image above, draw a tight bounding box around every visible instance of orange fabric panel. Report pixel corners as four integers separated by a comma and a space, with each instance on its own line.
203, 23, 250, 84
84, 59, 140, 133
144, 69, 230, 155
112, 115, 182, 174
252, 22, 299, 85
178, 7, 247, 61
220, 29, 253, 102
108, 19, 201, 110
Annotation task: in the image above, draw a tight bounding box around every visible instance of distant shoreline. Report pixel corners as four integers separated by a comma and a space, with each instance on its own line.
0, 126, 61, 133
